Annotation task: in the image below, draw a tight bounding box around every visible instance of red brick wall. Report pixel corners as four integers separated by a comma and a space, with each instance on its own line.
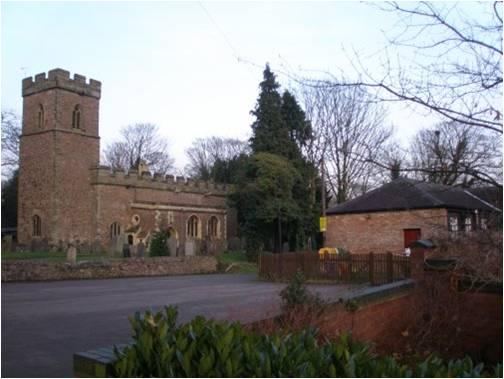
326, 209, 448, 254
456, 291, 503, 363
317, 281, 502, 363
318, 294, 414, 352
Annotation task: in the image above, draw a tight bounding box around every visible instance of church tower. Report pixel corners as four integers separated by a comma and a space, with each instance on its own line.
18, 68, 101, 246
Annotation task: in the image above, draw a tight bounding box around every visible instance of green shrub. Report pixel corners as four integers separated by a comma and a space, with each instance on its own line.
149, 230, 170, 257
113, 306, 501, 378
279, 270, 324, 311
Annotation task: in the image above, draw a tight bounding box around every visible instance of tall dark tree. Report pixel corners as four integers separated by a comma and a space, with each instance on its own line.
211, 154, 249, 184
233, 65, 320, 255
230, 153, 301, 257
1, 169, 18, 228
250, 65, 291, 157
281, 90, 312, 154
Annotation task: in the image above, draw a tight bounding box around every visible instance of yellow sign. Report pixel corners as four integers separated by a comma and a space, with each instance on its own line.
319, 216, 327, 232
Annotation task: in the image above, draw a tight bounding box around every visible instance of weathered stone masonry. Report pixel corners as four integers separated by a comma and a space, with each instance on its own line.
18, 68, 235, 254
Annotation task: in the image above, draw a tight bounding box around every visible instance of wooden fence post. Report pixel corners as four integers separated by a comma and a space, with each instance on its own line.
301, 252, 305, 278
279, 253, 283, 279
386, 252, 393, 283
369, 252, 374, 285
410, 247, 425, 282
258, 253, 262, 277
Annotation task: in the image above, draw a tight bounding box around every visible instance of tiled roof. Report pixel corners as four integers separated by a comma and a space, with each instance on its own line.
327, 177, 499, 215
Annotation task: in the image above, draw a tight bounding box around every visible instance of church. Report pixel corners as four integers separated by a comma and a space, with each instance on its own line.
17, 68, 235, 255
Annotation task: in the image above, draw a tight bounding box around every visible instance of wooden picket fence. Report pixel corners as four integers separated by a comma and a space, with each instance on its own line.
258, 251, 410, 285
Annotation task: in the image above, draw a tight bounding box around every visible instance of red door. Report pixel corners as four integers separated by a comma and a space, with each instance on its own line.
403, 228, 421, 248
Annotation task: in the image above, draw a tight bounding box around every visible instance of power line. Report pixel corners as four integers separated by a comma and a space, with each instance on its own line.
197, 1, 240, 61
196, 2, 309, 84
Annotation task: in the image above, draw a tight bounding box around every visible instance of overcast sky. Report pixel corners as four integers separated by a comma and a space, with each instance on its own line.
1, 1, 482, 171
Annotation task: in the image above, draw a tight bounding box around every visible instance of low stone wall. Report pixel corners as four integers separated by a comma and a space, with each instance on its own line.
1, 256, 217, 282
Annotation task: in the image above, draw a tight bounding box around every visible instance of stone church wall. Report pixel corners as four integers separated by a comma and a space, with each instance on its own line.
92, 167, 230, 255
17, 68, 235, 255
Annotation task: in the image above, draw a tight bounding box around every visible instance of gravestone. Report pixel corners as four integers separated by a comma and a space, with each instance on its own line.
80, 240, 90, 254
2, 235, 12, 252
167, 236, 177, 257
129, 244, 137, 257
185, 240, 195, 256
137, 241, 145, 258
228, 237, 241, 251
67, 245, 77, 265
122, 243, 130, 258
91, 239, 102, 255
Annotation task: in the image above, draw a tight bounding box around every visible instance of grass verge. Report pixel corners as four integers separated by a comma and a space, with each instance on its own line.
216, 251, 257, 274
1, 250, 107, 262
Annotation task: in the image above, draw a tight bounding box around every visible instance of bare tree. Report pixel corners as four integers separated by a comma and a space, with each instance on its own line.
410, 121, 502, 187
185, 136, 249, 179
298, 2, 502, 135
376, 141, 409, 183
1, 110, 21, 179
102, 123, 175, 174
301, 85, 392, 203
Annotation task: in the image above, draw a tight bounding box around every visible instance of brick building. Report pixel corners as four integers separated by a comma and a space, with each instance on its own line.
325, 177, 500, 254
18, 68, 235, 255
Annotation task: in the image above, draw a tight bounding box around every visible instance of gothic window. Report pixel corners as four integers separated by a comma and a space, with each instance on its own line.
72, 105, 81, 129
32, 215, 41, 237
37, 104, 44, 128
208, 216, 220, 238
187, 215, 200, 238
110, 222, 121, 239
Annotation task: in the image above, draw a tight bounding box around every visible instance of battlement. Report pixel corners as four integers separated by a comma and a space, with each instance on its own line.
91, 166, 229, 195
22, 68, 101, 99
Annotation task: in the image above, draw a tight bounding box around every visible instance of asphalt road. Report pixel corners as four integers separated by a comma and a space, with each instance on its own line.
1, 274, 363, 378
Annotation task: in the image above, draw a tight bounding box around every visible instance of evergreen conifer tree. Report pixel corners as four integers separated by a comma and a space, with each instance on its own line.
250, 65, 291, 157
232, 64, 322, 254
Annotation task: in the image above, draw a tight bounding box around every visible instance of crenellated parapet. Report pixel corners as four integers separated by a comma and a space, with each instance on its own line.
90, 166, 229, 195
22, 68, 101, 99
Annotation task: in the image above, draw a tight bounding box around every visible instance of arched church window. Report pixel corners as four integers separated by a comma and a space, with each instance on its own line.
187, 215, 200, 238
32, 215, 41, 237
37, 104, 44, 128
110, 222, 121, 239
208, 216, 220, 238
72, 105, 81, 129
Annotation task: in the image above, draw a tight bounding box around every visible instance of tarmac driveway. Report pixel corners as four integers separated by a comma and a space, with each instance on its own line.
1, 274, 363, 377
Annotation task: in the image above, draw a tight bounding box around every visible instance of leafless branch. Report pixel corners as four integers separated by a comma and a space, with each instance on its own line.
102, 123, 175, 175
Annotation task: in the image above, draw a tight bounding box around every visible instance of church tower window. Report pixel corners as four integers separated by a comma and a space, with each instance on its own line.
32, 215, 41, 237
72, 105, 81, 129
37, 104, 44, 128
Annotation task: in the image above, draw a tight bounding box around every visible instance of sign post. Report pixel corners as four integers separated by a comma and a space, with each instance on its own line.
319, 216, 327, 232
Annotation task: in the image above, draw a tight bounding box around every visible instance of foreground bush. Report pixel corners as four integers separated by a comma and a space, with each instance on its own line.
113, 306, 502, 378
